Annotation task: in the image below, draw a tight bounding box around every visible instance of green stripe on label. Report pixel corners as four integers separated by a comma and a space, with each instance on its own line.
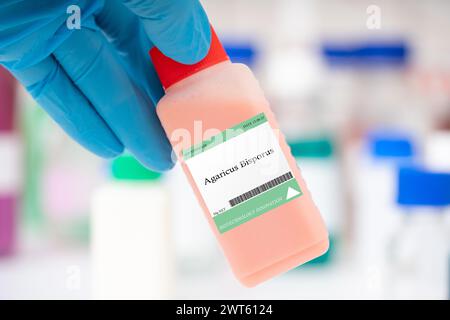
182, 113, 267, 160
213, 178, 303, 233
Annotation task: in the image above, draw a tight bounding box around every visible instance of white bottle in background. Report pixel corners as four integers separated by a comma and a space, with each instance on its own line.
350, 129, 417, 297
165, 164, 220, 274
388, 167, 450, 299
91, 155, 173, 299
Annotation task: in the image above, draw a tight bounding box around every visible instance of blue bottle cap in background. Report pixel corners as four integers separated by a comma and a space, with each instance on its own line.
321, 40, 409, 67
367, 130, 415, 159
223, 42, 256, 67
397, 167, 450, 207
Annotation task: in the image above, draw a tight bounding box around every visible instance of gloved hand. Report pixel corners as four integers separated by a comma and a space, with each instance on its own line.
0, 0, 211, 171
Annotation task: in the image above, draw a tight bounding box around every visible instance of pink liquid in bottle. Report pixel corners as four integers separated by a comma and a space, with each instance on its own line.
150, 27, 328, 287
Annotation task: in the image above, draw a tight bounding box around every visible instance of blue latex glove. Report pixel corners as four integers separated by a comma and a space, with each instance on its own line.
0, 0, 211, 171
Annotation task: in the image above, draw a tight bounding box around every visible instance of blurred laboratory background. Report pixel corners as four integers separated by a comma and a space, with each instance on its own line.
1, 0, 450, 299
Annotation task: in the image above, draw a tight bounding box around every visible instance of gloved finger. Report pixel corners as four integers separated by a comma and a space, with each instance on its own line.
121, 0, 211, 64
10, 56, 124, 158
53, 27, 174, 171
0, 0, 103, 70
95, 0, 164, 105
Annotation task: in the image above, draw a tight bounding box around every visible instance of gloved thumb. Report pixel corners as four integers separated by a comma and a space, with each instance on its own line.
121, 0, 211, 65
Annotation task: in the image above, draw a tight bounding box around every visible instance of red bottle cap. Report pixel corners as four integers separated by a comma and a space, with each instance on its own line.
149, 26, 229, 90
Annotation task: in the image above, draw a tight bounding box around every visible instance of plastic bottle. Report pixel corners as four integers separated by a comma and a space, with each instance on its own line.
0, 67, 19, 256
388, 167, 450, 299
350, 129, 416, 297
91, 155, 173, 299
150, 27, 328, 287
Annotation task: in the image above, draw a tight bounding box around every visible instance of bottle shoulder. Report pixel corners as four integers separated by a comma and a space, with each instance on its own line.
155, 61, 274, 143
157, 62, 265, 110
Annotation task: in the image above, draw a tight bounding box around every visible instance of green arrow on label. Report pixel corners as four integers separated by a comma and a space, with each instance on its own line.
214, 178, 303, 233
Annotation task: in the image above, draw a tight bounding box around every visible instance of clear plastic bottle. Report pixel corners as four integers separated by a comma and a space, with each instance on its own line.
388, 167, 450, 299
91, 155, 173, 299
150, 27, 328, 286
351, 129, 417, 297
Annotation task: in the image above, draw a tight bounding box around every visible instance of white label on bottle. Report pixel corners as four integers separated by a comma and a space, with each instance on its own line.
182, 113, 302, 233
